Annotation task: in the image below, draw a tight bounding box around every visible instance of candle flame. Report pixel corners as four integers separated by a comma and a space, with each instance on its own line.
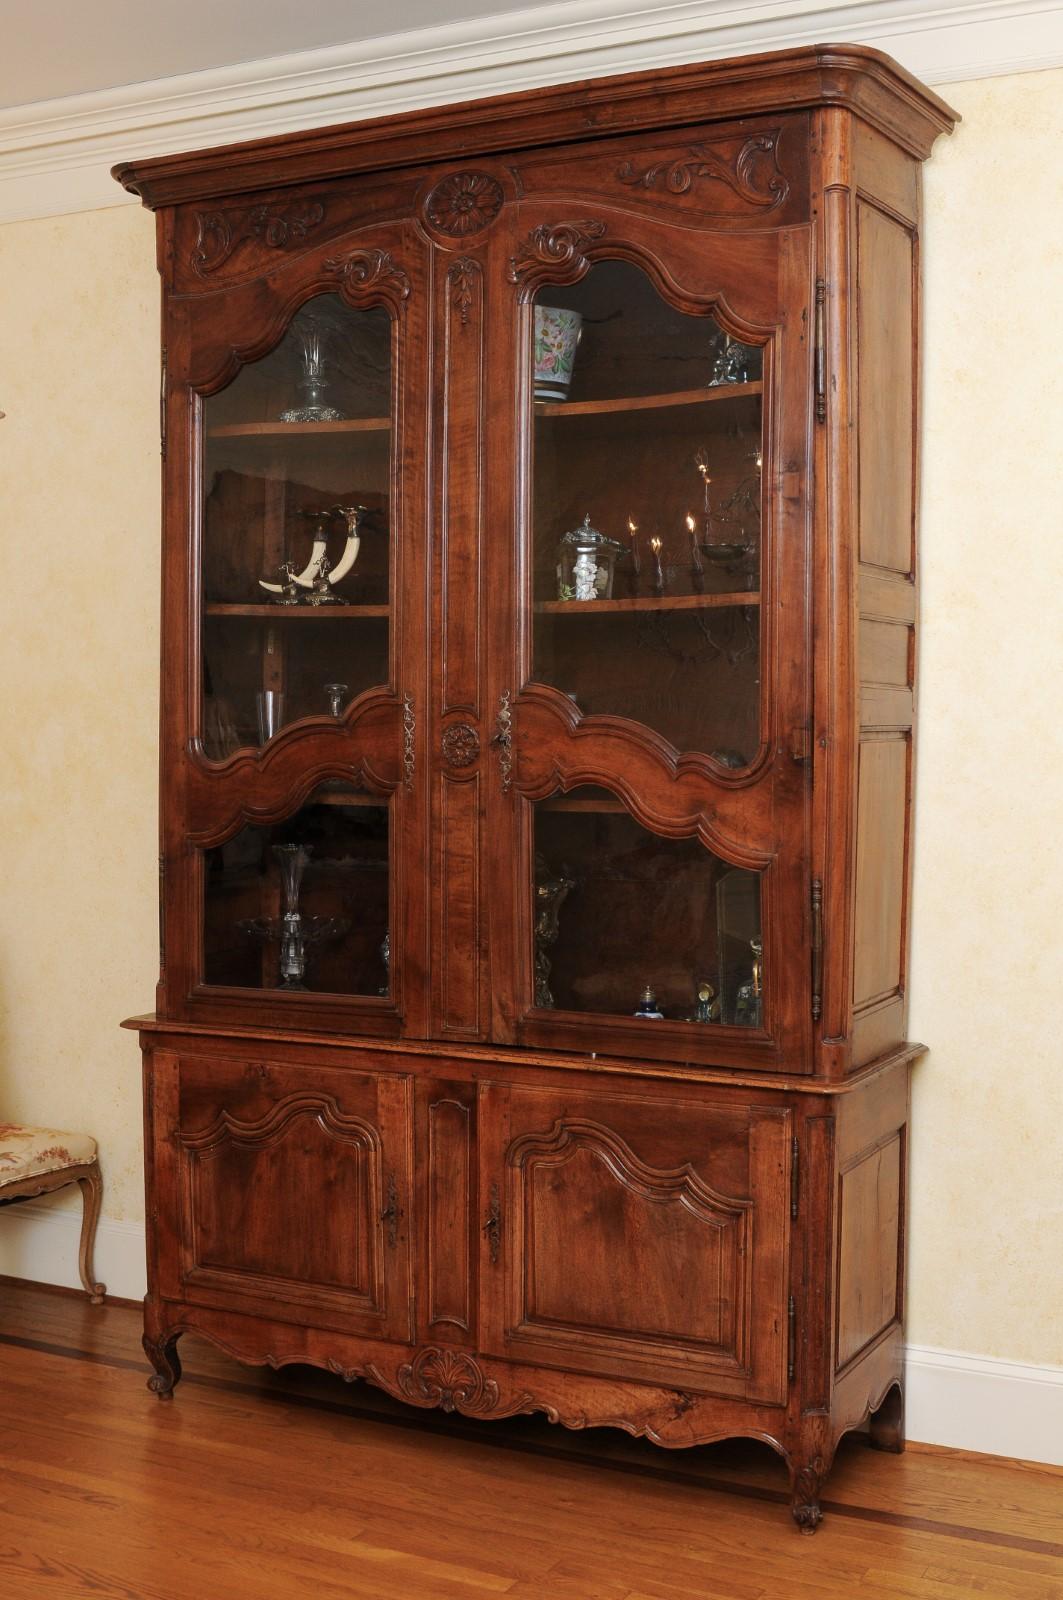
650, 537, 662, 554
627, 516, 638, 534
685, 513, 696, 533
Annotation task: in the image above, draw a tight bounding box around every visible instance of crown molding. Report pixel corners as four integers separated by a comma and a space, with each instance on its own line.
1, 0, 1061, 223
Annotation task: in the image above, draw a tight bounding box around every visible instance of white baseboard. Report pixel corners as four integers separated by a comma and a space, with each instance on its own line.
0, 1196, 147, 1303
2, 0, 1063, 223
3, 1199, 1060, 1467
905, 1344, 1063, 1467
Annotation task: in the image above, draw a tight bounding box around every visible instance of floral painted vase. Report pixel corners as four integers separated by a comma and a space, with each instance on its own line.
533, 306, 582, 401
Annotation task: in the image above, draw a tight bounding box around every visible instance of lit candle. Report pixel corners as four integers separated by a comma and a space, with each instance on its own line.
627, 515, 641, 577
650, 535, 664, 593
687, 511, 704, 577
695, 449, 712, 518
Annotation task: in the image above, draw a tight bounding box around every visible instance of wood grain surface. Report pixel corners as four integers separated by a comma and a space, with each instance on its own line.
0, 1282, 1060, 1600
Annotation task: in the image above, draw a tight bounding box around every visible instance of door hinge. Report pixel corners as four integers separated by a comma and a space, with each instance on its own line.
788, 1294, 797, 1384
811, 876, 824, 1022
790, 1135, 800, 1220
158, 854, 166, 974
814, 278, 827, 424
160, 346, 168, 460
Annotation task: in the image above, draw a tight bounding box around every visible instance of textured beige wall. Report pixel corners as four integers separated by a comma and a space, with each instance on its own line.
0, 203, 160, 1223
0, 66, 1059, 1365
909, 65, 1063, 1365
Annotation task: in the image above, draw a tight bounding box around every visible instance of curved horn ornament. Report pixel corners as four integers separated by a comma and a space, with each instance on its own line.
258, 508, 333, 593
328, 505, 367, 586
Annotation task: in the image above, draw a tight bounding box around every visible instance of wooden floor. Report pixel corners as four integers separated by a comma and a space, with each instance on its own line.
0, 1282, 1060, 1599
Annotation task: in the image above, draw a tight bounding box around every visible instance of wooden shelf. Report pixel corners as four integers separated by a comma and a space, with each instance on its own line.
535, 592, 759, 615
535, 381, 761, 418
205, 603, 389, 618
207, 419, 390, 438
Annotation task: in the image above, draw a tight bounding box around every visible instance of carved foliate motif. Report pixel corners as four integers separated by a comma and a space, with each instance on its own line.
441, 722, 480, 769
616, 132, 789, 212
791, 1457, 825, 1533
424, 171, 504, 236
447, 257, 479, 326
508, 220, 606, 284
391, 1348, 503, 1414
324, 248, 410, 302
192, 201, 326, 276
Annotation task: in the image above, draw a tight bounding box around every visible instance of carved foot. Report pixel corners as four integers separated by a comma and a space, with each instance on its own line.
869, 1381, 905, 1454
790, 1457, 825, 1534
143, 1331, 183, 1400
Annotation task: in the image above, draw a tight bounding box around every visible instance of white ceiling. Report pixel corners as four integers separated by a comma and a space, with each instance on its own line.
0, 0, 541, 109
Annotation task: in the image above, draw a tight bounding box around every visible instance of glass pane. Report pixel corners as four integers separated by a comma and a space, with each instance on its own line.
201, 294, 391, 758
534, 788, 763, 1026
531, 262, 763, 766
203, 786, 390, 997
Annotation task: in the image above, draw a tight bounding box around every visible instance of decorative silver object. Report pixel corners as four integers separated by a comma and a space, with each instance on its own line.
329, 503, 367, 589
558, 514, 624, 601
325, 683, 348, 717
259, 507, 330, 597
304, 552, 347, 606
634, 984, 665, 1019
238, 843, 348, 990
379, 929, 390, 996
734, 937, 764, 1028
280, 318, 347, 422
270, 562, 302, 606
691, 981, 720, 1023
534, 856, 575, 1008
707, 334, 759, 387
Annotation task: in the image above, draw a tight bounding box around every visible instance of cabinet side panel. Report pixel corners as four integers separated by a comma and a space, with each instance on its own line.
835, 1131, 902, 1370
856, 201, 915, 574
852, 735, 910, 1010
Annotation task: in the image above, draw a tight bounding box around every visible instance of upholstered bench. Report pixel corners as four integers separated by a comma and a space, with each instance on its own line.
0, 1125, 105, 1304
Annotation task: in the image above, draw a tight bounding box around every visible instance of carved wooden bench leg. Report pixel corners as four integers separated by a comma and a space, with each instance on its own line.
868, 1380, 906, 1453
76, 1161, 106, 1306
789, 1454, 825, 1534
143, 1329, 183, 1399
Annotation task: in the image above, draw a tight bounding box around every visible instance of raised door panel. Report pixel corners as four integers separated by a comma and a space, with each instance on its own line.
151, 1049, 414, 1340
478, 1082, 791, 1402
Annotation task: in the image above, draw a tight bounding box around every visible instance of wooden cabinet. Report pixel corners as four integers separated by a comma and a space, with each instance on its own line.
118, 42, 956, 1530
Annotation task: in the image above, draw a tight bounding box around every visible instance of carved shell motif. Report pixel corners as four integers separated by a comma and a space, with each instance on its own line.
509, 219, 606, 284
424, 172, 504, 237
324, 248, 410, 302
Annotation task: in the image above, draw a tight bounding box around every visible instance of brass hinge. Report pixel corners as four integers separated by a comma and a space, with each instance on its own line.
788, 1294, 797, 1384
158, 854, 166, 974
790, 1135, 800, 1220
814, 278, 827, 424
159, 346, 168, 460
811, 876, 824, 1022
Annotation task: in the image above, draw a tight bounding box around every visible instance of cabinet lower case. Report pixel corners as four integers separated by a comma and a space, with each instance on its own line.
136, 1023, 915, 1532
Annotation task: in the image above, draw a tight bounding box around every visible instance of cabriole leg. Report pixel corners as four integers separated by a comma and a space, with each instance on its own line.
789, 1454, 825, 1534
143, 1329, 183, 1399
76, 1164, 106, 1305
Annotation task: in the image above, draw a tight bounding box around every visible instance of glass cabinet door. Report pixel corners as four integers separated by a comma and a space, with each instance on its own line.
201, 293, 391, 757
503, 239, 808, 1067
187, 286, 408, 1021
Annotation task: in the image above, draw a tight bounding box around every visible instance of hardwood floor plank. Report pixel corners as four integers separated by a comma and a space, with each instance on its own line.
0, 1286, 1060, 1600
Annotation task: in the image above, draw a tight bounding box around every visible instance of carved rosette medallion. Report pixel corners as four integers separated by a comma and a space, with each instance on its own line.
324, 248, 410, 303
424, 172, 504, 237
441, 722, 480, 769
508, 219, 606, 284
192, 200, 326, 276
616, 132, 789, 212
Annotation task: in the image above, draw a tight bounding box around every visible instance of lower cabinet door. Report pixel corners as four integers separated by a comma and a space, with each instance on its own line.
478, 1082, 792, 1403
150, 1049, 414, 1341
